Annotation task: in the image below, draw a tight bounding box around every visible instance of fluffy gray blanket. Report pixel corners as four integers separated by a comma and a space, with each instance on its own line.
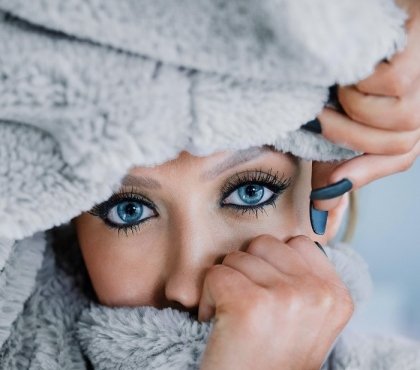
1, 224, 420, 369
1, 1, 419, 368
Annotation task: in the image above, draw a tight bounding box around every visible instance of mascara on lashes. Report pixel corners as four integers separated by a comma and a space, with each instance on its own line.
88, 169, 293, 233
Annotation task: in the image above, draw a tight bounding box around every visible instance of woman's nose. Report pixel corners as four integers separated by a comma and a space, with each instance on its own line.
163, 216, 227, 313
164, 262, 205, 313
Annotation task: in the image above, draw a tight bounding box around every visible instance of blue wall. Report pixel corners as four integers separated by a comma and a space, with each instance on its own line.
345, 158, 420, 340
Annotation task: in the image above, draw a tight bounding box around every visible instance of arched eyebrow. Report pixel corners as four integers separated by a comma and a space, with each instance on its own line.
120, 146, 294, 189
200, 146, 273, 181
120, 174, 162, 189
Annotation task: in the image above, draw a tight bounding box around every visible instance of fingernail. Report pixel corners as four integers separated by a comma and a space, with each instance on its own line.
301, 118, 322, 134
314, 241, 327, 257
310, 201, 328, 235
310, 178, 353, 201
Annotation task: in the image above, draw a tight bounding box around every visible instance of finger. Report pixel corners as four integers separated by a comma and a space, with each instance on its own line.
198, 264, 254, 322
338, 84, 420, 131
244, 234, 312, 277
327, 139, 420, 190
356, 59, 420, 97
310, 140, 419, 211
286, 236, 345, 287
318, 108, 420, 155
221, 249, 285, 288
356, 12, 420, 97
311, 161, 345, 211
311, 191, 345, 213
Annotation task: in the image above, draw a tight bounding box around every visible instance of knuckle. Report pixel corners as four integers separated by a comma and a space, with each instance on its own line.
304, 278, 354, 315
341, 98, 363, 122
287, 235, 313, 248
399, 160, 412, 173
206, 264, 232, 285
290, 234, 312, 243
246, 240, 266, 256
306, 279, 336, 308
398, 102, 420, 131
273, 277, 318, 308
402, 117, 418, 132
406, 134, 418, 152
247, 234, 277, 254
402, 115, 419, 132
388, 134, 415, 154
386, 66, 410, 97
399, 152, 416, 173
222, 250, 244, 264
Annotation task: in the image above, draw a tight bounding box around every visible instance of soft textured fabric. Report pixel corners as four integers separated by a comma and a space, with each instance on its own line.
0, 0, 407, 242
1, 1, 419, 369
2, 223, 419, 370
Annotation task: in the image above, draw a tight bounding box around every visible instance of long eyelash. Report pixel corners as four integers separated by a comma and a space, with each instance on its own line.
88, 185, 157, 237
220, 168, 293, 218
88, 169, 292, 235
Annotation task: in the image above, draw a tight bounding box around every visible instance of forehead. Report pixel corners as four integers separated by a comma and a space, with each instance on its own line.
122, 147, 298, 188
139, 146, 295, 169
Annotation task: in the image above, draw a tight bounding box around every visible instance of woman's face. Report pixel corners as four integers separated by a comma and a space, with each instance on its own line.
74, 147, 329, 315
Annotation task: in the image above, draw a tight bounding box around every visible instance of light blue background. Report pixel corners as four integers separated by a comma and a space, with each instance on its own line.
344, 158, 420, 340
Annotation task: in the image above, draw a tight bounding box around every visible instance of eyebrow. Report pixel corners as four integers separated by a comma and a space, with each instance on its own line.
120, 146, 279, 189
200, 146, 272, 181
120, 174, 162, 189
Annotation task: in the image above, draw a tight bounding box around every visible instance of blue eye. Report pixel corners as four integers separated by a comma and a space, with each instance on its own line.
89, 171, 292, 235
220, 170, 292, 215
223, 184, 275, 207
107, 200, 155, 226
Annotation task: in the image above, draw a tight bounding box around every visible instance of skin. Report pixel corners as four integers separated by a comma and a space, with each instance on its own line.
74, 148, 353, 369
74, 148, 331, 307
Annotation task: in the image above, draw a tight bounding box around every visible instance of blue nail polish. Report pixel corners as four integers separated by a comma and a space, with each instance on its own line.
310, 178, 353, 201
301, 118, 322, 134
310, 201, 328, 235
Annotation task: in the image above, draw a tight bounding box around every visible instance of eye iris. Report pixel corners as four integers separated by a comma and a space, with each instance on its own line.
116, 201, 143, 223
238, 184, 264, 205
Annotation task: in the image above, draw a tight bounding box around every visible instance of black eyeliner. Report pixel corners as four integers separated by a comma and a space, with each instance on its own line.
219, 168, 292, 217
88, 186, 157, 235
88, 169, 293, 235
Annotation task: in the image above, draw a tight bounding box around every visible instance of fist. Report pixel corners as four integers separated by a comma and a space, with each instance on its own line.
198, 235, 354, 370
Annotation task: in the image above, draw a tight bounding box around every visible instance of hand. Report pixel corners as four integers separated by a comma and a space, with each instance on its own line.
311, 0, 420, 212
198, 235, 354, 370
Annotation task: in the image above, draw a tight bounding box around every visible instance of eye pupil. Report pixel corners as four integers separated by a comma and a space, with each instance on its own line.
117, 201, 143, 223
238, 185, 264, 205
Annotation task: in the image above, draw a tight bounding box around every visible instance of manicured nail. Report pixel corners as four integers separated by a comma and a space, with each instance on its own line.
310, 201, 328, 235
314, 241, 327, 257
325, 84, 346, 114
301, 118, 322, 134
310, 178, 353, 201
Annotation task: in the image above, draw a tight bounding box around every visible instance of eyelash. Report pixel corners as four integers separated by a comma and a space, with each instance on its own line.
88, 189, 157, 237
220, 168, 292, 218
88, 169, 292, 236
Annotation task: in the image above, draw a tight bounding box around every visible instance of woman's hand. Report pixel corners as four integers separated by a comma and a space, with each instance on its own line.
198, 235, 354, 370
311, 0, 420, 212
